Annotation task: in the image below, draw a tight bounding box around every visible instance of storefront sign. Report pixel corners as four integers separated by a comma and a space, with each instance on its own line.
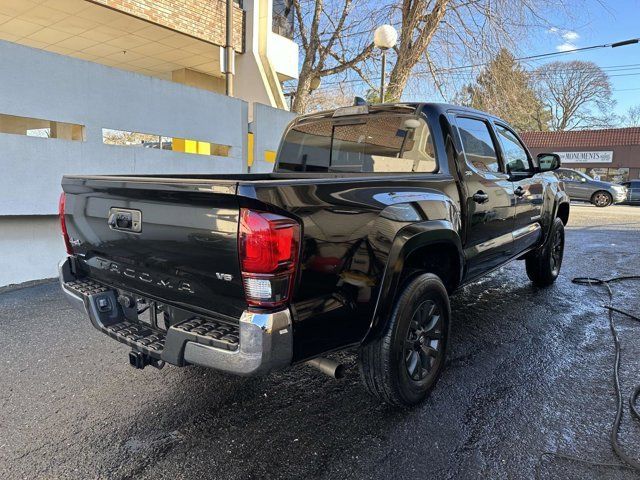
555, 151, 613, 164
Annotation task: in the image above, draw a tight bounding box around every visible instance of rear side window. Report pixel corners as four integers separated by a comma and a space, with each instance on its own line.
495, 124, 531, 173
456, 117, 500, 174
277, 114, 437, 173
278, 119, 333, 171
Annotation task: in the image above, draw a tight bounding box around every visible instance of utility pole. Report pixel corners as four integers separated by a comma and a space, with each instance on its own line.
225, 0, 235, 96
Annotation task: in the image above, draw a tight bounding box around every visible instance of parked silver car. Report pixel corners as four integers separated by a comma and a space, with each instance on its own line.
555, 168, 627, 207
621, 180, 640, 205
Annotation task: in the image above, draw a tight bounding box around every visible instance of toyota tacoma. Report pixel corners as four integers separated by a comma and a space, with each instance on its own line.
59, 103, 569, 406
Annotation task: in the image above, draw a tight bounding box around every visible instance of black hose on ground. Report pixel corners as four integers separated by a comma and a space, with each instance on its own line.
536, 275, 640, 478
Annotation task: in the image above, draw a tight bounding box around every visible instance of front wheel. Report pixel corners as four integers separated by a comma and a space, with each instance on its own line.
358, 273, 450, 406
525, 217, 565, 287
591, 191, 612, 207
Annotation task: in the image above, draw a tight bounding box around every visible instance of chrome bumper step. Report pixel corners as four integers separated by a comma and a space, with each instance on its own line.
59, 257, 292, 376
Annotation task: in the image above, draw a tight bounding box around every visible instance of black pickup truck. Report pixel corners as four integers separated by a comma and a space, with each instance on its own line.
59, 103, 569, 406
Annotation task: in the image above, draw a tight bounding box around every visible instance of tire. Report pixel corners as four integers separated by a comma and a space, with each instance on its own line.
591, 190, 612, 207
526, 217, 565, 287
358, 273, 450, 406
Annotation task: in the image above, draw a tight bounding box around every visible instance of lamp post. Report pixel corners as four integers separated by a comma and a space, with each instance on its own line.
373, 25, 398, 103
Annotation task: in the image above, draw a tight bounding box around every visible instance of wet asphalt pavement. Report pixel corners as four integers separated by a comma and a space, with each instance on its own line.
1, 204, 640, 479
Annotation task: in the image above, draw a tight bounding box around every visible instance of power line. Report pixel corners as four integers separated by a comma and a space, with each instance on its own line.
313, 38, 640, 91
318, 67, 640, 90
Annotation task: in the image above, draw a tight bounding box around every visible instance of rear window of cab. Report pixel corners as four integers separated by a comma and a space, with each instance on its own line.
278, 113, 437, 173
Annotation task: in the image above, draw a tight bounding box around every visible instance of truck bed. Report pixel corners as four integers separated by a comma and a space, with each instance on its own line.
61, 170, 459, 361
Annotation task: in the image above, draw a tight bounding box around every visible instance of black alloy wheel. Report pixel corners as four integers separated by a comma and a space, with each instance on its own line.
403, 300, 444, 383
549, 225, 564, 276
525, 217, 565, 287
359, 273, 451, 406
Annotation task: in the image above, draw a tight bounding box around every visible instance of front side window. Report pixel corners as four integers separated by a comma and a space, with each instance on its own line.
495, 125, 531, 173
456, 117, 500, 174
278, 114, 437, 173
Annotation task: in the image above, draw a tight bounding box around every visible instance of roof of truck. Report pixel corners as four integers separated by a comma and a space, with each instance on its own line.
293, 102, 502, 123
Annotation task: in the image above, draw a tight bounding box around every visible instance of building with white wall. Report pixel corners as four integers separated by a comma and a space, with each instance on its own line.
0, 0, 298, 111
0, 0, 298, 287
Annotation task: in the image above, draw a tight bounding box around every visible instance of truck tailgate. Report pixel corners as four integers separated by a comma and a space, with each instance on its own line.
62, 176, 246, 319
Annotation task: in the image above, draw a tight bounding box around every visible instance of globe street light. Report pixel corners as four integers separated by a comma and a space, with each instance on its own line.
374, 25, 398, 103
309, 76, 322, 92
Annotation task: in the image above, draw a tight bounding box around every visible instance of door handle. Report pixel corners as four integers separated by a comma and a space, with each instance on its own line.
514, 186, 525, 197
472, 191, 489, 204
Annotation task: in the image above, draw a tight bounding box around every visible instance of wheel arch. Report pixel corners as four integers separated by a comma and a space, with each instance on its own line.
542, 188, 569, 245
363, 220, 463, 344
556, 201, 570, 225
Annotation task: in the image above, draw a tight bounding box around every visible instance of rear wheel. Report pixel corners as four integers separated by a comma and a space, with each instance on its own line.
591, 191, 612, 207
358, 273, 450, 406
526, 217, 565, 287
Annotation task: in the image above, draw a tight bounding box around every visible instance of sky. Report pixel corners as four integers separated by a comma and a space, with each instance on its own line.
524, 0, 640, 117
309, 0, 640, 122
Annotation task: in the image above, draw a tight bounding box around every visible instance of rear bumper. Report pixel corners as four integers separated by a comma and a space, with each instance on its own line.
182, 309, 292, 375
58, 257, 292, 376
59, 258, 88, 313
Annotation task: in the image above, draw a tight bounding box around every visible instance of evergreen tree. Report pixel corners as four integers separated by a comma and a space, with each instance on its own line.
458, 49, 550, 131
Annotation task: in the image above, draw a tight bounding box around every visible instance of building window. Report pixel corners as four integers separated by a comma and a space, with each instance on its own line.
273, 0, 294, 39
0, 113, 85, 141
102, 129, 230, 157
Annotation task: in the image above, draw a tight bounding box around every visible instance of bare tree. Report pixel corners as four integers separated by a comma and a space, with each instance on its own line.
306, 84, 358, 112
103, 130, 164, 146
384, 0, 449, 101
290, 0, 588, 112
385, 0, 563, 101
624, 105, 640, 127
290, 0, 380, 113
534, 61, 614, 130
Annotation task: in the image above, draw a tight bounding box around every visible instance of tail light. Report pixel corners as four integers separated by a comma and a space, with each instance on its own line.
238, 208, 300, 308
58, 192, 73, 255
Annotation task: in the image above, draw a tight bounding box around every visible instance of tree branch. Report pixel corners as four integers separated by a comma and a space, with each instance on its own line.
320, 43, 375, 76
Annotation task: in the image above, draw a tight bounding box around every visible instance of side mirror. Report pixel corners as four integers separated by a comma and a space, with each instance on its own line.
537, 153, 561, 172
581, 177, 587, 183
